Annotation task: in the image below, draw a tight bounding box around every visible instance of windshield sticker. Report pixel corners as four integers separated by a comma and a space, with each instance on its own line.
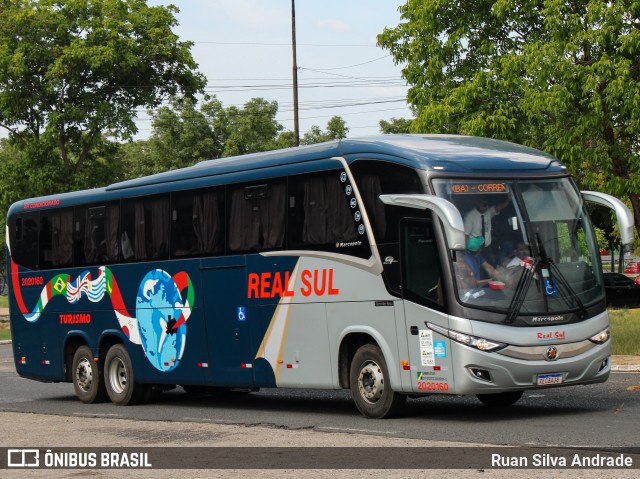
419, 329, 435, 367
434, 341, 447, 358
544, 278, 558, 296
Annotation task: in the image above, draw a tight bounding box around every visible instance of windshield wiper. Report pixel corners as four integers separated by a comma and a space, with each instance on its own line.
548, 262, 589, 320
535, 233, 588, 320
505, 258, 538, 323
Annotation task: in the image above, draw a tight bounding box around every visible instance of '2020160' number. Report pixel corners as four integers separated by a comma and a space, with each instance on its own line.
417, 381, 449, 391
21, 276, 44, 287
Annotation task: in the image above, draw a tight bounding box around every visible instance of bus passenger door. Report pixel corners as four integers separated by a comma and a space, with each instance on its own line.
201, 258, 255, 387
399, 218, 454, 393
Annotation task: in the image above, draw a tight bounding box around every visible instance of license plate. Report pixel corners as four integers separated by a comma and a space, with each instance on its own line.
536, 373, 563, 386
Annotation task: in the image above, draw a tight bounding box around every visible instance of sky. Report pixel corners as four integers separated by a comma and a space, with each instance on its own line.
138, 0, 412, 140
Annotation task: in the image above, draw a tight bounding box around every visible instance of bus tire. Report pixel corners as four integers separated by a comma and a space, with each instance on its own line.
104, 344, 147, 405
476, 391, 523, 408
72, 345, 107, 403
350, 344, 406, 418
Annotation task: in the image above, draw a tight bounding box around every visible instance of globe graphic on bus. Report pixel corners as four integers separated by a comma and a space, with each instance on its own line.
136, 269, 187, 372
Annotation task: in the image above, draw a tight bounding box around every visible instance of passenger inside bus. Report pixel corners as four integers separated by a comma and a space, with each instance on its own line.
463, 236, 502, 286
505, 242, 534, 268
454, 252, 477, 290
463, 194, 512, 249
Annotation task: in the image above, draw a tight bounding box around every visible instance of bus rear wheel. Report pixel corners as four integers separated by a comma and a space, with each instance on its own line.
349, 344, 405, 419
72, 345, 107, 403
104, 344, 148, 405
476, 391, 523, 408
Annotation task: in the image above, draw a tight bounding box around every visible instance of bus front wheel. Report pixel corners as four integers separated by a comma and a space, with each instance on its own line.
104, 344, 147, 405
72, 345, 107, 403
349, 344, 406, 419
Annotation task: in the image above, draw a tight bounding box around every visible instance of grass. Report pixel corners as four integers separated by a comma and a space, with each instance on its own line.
609, 308, 640, 356
0, 294, 8, 340
0, 320, 10, 341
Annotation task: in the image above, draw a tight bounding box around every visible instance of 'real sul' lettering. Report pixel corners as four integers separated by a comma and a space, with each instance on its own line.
247, 269, 340, 299
300, 269, 339, 297
248, 271, 295, 299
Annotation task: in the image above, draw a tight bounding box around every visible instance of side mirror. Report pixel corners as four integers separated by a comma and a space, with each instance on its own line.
582, 191, 634, 249
379, 194, 466, 250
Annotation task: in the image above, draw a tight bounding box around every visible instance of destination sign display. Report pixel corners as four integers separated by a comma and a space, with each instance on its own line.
450, 182, 508, 194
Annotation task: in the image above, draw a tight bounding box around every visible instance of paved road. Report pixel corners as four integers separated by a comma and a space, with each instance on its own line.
1, 343, 640, 448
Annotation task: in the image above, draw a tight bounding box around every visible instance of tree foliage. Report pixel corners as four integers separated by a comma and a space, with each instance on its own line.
121, 96, 290, 176
379, 117, 413, 134
378, 0, 640, 237
217, 98, 284, 157
121, 100, 353, 176
301, 116, 349, 145
122, 96, 223, 178
0, 0, 205, 188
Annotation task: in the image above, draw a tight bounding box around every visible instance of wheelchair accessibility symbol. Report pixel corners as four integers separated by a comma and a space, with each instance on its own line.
237, 306, 247, 321
544, 279, 558, 297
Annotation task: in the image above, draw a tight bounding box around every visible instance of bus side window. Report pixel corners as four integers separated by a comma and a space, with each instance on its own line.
11, 213, 39, 270
401, 219, 446, 311
297, 172, 356, 245
172, 188, 224, 257
121, 195, 170, 262
74, 203, 120, 266
39, 214, 52, 268
288, 169, 371, 258
228, 180, 286, 252
350, 160, 425, 243
40, 208, 73, 268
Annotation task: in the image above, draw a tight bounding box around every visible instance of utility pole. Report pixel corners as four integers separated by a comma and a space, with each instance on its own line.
291, 0, 300, 146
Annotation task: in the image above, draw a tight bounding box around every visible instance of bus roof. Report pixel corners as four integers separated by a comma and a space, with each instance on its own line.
106, 134, 563, 192
8, 135, 565, 215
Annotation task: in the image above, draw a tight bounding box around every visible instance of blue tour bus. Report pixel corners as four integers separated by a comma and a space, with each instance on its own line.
6, 135, 634, 418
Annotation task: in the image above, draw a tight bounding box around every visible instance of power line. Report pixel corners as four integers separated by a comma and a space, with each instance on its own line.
306, 55, 392, 71
279, 99, 406, 112
190, 41, 377, 48
277, 106, 412, 122
133, 109, 410, 133
205, 78, 405, 87
203, 82, 406, 93
134, 97, 407, 117
204, 76, 400, 81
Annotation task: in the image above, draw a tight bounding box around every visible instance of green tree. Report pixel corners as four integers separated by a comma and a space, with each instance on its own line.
274, 130, 296, 149
300, 116, 349, 145
0, 0, 205, 190
300, 125, 327, 145
125, 96, 222, 177
378, 0, 640, 236
326, 116, 349, 140
121, 96, 287, 174
379, 117, 413, 134
217, 98, 283, 157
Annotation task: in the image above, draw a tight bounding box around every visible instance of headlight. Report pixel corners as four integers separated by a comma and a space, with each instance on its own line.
426, 322, 506, 352
589, 328, 610, 344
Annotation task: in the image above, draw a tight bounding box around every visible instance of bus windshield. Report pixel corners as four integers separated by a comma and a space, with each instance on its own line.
432, 178, 604, 316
